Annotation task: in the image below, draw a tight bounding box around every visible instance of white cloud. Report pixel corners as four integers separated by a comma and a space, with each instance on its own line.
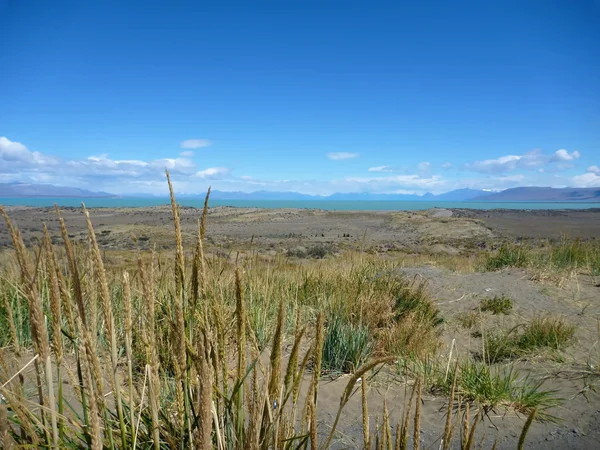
1, 136, 200, 183
417, 161, 431, 172
368, 166, 393, 172
344, 174, 446, 191
464, 149, 582, 174
586, 165, 600, 175
465, 152, 540, 173
180, 139, 212, 149
0, 136, 29, 161
3, 136, 596, 196
326, 152, 359, 160
196, 167, 231, 179
551, 149, 580, 162
0, 136, 60, 168
180, 150, 194, 157
441, 162, 453, 169
571, 172, 600, 187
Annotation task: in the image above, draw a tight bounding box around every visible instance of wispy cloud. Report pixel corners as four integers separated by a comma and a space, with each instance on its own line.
368, 165, 393, 172
196, 167, 231, 179
344, 174, 446, 191
326, 152, 359, 160
550, 149, 580, 162
417, 161, 431, 172
441, 162, 453, 169
464, 149, 582, 174
587, 165, 600, 175
180, 139, 212, 149
180, 150, 194, 157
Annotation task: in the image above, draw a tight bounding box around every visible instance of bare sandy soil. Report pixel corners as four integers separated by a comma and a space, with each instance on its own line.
1, 205, 599, 448
2, 205, 600, 253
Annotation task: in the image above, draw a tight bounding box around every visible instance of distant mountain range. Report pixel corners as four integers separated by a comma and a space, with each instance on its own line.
206, 187, 600, 202
202, 188, 489, 201
2, 182, 599, 202
0, 182, 115, 198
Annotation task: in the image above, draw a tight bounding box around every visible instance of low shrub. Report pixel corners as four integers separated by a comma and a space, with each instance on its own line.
516, 316, 575, 351
456, 311, 480, 329
485, 244, 529, 271
484, 316, 575, 362
480, 295, 513, 315
308, 244, 333, 259
393, 278, 443, 327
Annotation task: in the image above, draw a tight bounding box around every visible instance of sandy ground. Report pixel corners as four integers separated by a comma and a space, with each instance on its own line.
2, 206, 600, 253
1, 205, 600, 448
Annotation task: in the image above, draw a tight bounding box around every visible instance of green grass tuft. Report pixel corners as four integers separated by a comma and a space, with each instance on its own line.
321, 315, 373, 375
393, 279, 443, 327
480, 295, 513, 315
485, 244, 529, 271
456, 311, 480, 329
516, 316, 575, 351
485, 316, 575, 362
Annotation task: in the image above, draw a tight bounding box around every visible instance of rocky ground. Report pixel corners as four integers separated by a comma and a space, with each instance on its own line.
2, 205, 599, 254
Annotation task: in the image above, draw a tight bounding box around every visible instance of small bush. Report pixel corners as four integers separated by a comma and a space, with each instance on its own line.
516, 316, 575, 351
549, 238, 588, 270
381, 311, 441, 359
484, 330, 518, 362
397, 358, 561, 419
484, 316, 575, 362
393, 279, 443, 327
308, 244, 333, 259
485, 244, 529, 271
321, 316, 373, 375
480, 295, 513, 315
287, 246, 308, 258
456, 311, 480, 329
458, 361, 561, 418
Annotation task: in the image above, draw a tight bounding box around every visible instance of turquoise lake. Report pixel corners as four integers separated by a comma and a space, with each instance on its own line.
1, 198, 599, 210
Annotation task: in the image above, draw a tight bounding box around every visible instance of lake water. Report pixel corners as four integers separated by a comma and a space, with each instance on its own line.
1, 198, 599, 210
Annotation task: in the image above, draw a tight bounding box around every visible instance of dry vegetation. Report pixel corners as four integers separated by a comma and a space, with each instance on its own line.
0, 172, 596, 449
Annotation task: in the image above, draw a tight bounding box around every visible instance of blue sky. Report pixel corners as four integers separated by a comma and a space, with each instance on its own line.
1, 0, 599, 195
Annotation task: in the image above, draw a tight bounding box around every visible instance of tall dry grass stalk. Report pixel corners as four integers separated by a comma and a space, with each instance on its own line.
400, 379, 417, 450
191, 186, 210, 312
83, 204, 127, 448
0, 402, 15, 450
1, 207, 57, 448
43, 226, 65, 440
138, 258, 161, 449
189, 330, 213, 449
322, 356, 397, 449
412, 375, 422, 450
442, 364, 458, 450
166, 169, 188, 432
233, 267, 247, 440
362, 376, 370, 450
122, 271, 137, 441
382, 399, 392, 450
